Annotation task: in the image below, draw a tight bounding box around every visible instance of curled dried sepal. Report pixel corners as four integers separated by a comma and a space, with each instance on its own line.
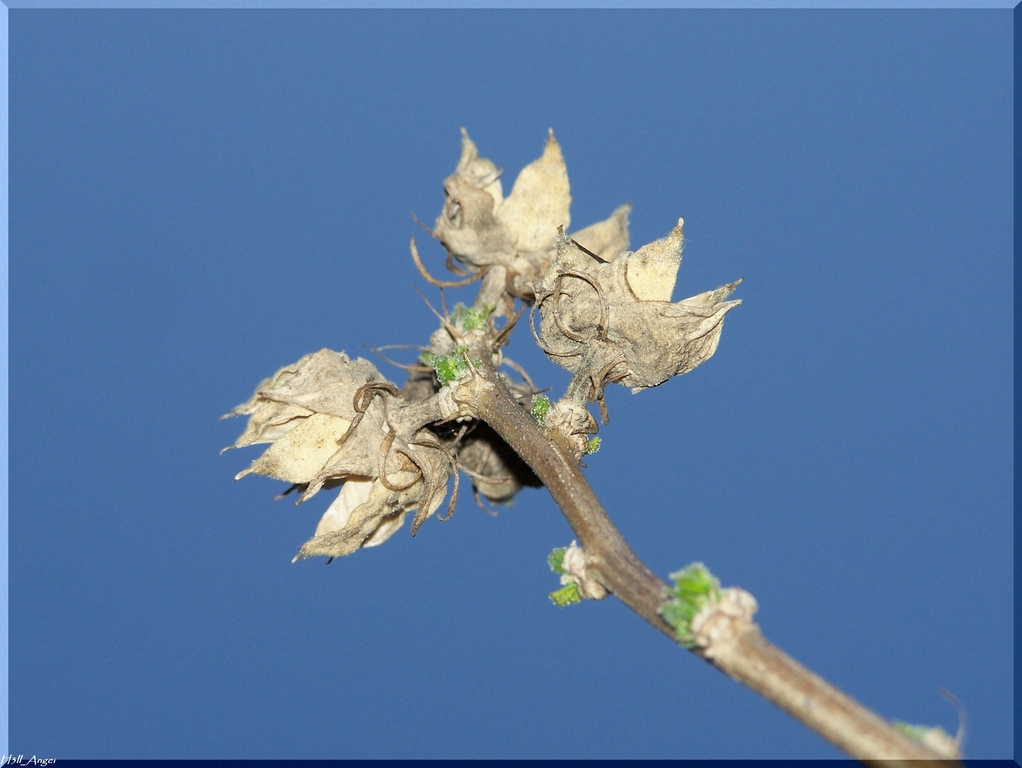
535, 220, 742, 395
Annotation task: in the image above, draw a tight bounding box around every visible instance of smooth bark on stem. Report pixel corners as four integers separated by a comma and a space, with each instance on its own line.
453, 356, 957, 766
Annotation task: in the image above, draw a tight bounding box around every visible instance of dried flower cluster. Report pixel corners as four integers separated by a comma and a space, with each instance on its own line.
221, 129, 962, 768
225, 129, 741, 560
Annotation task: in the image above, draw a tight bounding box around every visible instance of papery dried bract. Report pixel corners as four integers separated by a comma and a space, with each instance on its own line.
226, 349, 391, 487
315, 477, 375, 538
296, 477, 422, 560
222, 349, 388, 449
311, 476, 421, 552
223, 362, 314, 448
626, 218, 684, 302
227, 132, 743, 563
498, 130, 571, 254
252, 348, 388, 421
236, 412, 352, 485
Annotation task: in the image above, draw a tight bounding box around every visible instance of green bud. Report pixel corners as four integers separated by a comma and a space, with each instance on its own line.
531, 395, 551, 425
428, 345, 474, 385
660, 562, 722, 648
458, 303, 494, 331
893, 722, 933, 741
550, 583, 581, 607
548, 546, 567, 574
585, 436, 601, 454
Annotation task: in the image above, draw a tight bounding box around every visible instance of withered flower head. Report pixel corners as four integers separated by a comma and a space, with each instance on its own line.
534, 218, 742, 394
223, 349, 455, 560
434, 128, 571, 268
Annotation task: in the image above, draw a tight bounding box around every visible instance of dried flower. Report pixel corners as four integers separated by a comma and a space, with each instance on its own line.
224, 349, 455, 560
534, 218, 742, 396
434, 129, 571, 269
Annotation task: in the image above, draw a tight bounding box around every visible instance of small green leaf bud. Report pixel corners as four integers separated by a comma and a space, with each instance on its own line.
660, 562, 722, 648
531, 394, 551, 425
548, 546, 567, 574
893, 723, 931, 741
459, 303, 494, 331
428, 345, 474, 385
549, 583, 581, 607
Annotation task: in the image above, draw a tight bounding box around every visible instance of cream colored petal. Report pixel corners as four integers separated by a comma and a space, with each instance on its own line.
229, 402, 312, 449
626, 218, 684, 302
315, 478, 374, 537
236, 412, 351, 484
294, 479, 423, 560
362, 510, 409, 547
498, 129, 571, 253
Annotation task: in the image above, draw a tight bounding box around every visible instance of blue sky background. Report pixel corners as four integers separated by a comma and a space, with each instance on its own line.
9, 9, 1012, 760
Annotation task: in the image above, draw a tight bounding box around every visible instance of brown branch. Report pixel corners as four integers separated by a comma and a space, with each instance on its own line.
451, 348, 956, 766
